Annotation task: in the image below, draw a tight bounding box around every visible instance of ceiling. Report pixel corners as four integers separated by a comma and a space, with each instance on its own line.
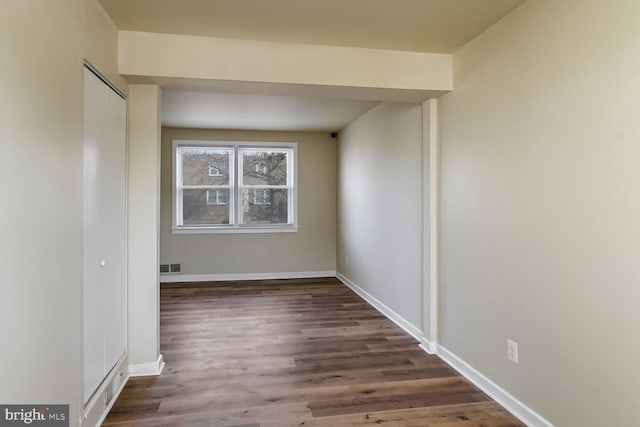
162, 91, 379, 132
100, 0, 525, 53
105, 0, 525, 131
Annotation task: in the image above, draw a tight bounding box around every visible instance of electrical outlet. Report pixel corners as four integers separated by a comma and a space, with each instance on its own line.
507, 339, 519, 364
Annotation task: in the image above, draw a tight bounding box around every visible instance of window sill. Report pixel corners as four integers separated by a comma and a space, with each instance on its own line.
171, 226, 298, 235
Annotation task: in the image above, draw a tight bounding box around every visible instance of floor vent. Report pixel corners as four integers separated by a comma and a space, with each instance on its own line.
170, 263, 181, 273
160, 264, 170, 274
103, 380, 114, 407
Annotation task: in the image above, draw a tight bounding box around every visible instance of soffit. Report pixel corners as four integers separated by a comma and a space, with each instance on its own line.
162, 90, 379, 132
101, 0, 525, 53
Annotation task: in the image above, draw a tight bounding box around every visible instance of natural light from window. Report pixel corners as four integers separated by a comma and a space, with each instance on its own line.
172, 140, 297, 233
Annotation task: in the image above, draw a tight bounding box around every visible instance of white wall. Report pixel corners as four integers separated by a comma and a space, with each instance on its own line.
0, 1, 124, 425
119, 31, 452, 94
160, 127, 337, 277
84, 0, 128, 93
338, 102, 423, 328
0, 1, 83, 421
128, 85, 162, 368
438, 1, 640, 425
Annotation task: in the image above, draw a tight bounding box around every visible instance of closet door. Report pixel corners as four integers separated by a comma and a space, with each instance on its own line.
102, 80, 127, 375
83, 66, 127, 403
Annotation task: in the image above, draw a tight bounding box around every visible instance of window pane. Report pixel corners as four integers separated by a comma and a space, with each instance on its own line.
183, 189, 230, 225
206, 189, 228, 205
181, 147, 231, 185
242, 149, 288, 186
241, 189, 289, 225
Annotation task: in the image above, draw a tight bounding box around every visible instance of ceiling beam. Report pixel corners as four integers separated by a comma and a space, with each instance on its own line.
118, 31, 453, 101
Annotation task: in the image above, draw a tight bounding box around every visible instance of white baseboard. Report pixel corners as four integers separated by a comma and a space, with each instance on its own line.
335, 272, 423, 342
94, 372, 129, 427
419, 336, 437, 355
129, 354, 165, 377
160, 270, 337, 283
83, 354, 129, 427
436, 345, 554, 427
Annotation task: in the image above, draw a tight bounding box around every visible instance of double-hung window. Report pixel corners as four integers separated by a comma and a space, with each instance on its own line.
173, 140, 297, 233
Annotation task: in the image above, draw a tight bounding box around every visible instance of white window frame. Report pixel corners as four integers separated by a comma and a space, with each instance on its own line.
172, 140, 298, 234
206, 189, 228, 205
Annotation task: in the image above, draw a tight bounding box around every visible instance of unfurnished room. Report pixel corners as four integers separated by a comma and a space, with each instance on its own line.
2, 1, 640, 426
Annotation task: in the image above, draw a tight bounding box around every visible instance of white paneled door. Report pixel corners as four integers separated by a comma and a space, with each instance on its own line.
83, 66, 127, 404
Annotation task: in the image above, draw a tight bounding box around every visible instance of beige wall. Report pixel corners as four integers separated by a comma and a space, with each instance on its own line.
119, 31, 452, 94
128, 86, 162, 365
161, 128, 337, 275
337, 102, 423, 328
439, 1, 640, 425
84, 0, 128, 94
0, 1, 124, 425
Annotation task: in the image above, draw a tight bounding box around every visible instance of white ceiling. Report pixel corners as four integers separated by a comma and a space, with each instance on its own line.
108, 0, 526, 131
162, 91, 379, 132
100, 0, 526, 53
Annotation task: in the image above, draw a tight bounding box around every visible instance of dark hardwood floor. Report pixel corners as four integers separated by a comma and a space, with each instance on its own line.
103, 278, 524, 426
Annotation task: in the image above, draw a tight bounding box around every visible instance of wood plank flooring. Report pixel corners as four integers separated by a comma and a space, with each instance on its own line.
103, 278, 524, 427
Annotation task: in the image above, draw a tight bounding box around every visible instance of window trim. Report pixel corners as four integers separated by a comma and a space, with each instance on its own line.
172, 140, 298, 234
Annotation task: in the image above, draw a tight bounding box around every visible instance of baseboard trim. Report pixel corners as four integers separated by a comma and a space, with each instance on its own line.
160, 270, 337, 283
335, 272, 423, 342
129, 354, 165, 377
436, 344, 554, 427
94, 373, 129, 427
419, 337, 437, 355
83, 353, 129, 427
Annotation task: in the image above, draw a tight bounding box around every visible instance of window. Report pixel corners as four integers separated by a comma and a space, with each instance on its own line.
251, 189, 271, 205
208, 165, 223, 177
173, 140, 297, 233
255, 163, 267, 175
206, 189, 227, 205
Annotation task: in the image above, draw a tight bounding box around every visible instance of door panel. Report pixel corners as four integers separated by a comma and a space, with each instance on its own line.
83, 68, 107, 402
103, 90, 127, 373
83, 67, 127, 403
